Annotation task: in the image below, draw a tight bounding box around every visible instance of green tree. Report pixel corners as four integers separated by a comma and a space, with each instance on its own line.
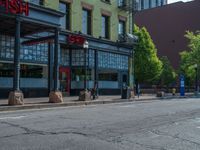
160, 56, 177, 86
133, 24, 163, 84
180, 31, 200, 85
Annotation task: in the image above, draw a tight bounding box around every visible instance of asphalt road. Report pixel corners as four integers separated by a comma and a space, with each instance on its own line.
0, 98, 200, 150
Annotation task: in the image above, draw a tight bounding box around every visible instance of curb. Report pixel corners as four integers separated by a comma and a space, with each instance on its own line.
0, 99, 134, 112
0, 95, 197, 112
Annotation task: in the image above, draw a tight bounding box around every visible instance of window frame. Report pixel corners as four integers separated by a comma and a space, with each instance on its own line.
118, 20, 126, 35
101, 15, 110, 39
59, 1, 71, 30
82, 8, 92, 35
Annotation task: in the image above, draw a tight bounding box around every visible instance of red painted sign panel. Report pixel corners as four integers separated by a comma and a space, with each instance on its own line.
68, 35, 85, 45
0, 0, 29, 16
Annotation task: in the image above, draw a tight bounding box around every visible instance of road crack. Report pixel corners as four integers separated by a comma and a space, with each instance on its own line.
0, 121, 90, 138
151, 129, 200, 147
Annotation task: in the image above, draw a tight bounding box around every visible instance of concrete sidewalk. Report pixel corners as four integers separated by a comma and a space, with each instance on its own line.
0, 93, 195, 112
0, 95, 157, 105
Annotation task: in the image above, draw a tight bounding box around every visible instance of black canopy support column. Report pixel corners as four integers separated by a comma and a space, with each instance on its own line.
54, 28, 59, 91
94, 50, 99, 98
14, 17, 21, 91
49, 28, 63, 103
48, 43, 54, 94
8, 16, 24, 105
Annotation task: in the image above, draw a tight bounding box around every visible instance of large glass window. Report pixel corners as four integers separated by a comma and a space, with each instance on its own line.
99, 72, 118, 81
98, 51, 128, 70
71, 49, 94, 67
101, 15, 110, 39
88, 49, 95, 67
0, 62, 46, 78
82, 9, 92, 35
71, 68, 92, 81
21, 43, 48, 63
60, 48, 69, 66
59, 2, 70, 30
72, 49, 84, 66
0, 34, 48, 63
0, 35, 14, 59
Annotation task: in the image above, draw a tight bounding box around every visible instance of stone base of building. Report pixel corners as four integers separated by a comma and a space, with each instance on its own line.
157, 91, 165, 97
49, 91, 63, 103
79, 90, 91, 101
8, 91, 24, 105
130, 90, 135, 98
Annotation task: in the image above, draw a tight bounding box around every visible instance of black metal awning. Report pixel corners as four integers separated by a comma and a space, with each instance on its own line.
0, 13, 58, 37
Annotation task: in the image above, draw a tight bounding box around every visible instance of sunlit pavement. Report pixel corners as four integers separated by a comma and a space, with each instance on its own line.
0, 98, 200, 150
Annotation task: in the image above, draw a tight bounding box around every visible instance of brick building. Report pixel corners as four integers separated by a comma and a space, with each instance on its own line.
135, 0, 200, 69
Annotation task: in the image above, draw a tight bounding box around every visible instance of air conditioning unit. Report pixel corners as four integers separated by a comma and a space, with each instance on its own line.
118, 33, 138, 44
118, 34, 126, 42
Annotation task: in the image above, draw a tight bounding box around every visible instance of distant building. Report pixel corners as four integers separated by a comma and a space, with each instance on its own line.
135, 0, 200, 69
135, 0, 167, 11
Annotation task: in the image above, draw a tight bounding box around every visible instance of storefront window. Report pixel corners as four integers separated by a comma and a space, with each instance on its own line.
71, 49, 94, 67
0, 62, 47, 78
98, 51, 128, 70
21, 43, 48, 63
0, 35, 14, 59
60, 48, 69, 66
71, 68, 92, 81
89, 49, 95, 67
99, 73, 118, 81
72, 49, 84, 66
0, 34, 48, 63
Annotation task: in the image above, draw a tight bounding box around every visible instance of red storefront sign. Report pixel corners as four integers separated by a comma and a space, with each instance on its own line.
0, 0, 29, 16
68, 35, 85, 45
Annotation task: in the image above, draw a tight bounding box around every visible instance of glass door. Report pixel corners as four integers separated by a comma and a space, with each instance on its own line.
59, 67, 70, 95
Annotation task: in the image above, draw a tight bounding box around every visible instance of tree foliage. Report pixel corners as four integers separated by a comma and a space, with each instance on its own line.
133, 24, 163, 84
160, 56, 177, 86
180, 31, 200, 84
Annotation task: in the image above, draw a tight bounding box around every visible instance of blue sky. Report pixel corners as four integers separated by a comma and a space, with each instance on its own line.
168, 0, 192, 4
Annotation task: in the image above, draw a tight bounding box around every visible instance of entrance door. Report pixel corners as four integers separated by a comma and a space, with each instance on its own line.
59, 67, 70, 96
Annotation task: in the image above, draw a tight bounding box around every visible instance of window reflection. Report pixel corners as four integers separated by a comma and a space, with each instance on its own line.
98, 51, 128, 70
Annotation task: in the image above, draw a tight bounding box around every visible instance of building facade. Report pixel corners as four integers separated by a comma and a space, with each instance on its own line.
135, 0, 167, 11
0, 0, 135, 99
135, 0, 200, 69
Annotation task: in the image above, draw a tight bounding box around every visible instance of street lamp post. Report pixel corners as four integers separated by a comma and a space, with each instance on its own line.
78, 40, 91, 101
